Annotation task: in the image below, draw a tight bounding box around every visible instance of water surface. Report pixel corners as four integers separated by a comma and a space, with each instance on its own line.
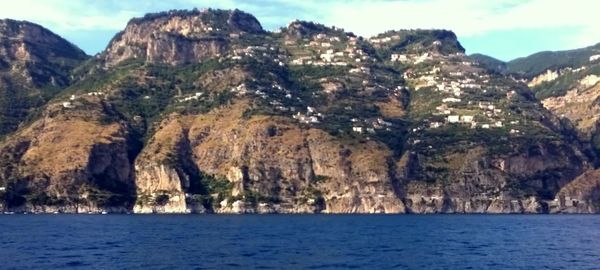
1, 215, 599, 269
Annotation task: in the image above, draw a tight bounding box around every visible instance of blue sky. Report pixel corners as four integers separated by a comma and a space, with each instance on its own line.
1, 0, 598, 61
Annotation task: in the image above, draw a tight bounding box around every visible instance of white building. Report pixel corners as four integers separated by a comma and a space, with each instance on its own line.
390, 54, 408, 62
430, 122, 442, 128
62, 101, 74, 108
460, 115, 474, 123
442, 97, 461, 103
448, 115, 460, 123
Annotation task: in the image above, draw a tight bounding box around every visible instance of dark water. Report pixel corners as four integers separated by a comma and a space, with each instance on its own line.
1, 215, 600, 269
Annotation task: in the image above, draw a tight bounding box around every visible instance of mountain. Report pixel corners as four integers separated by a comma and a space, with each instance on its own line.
0, 19, 88, 137
511, 41, 600, 133
469, 53, 507, 74
509, 42, 600, 210
0, 9, 597, 214
507, 43, 600, 78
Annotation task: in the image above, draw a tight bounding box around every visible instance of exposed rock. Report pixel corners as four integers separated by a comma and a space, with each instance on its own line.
0, 99, 137, 212
104, 9, 263, 66
528, 69, 559, 87
550, 169, 600, 213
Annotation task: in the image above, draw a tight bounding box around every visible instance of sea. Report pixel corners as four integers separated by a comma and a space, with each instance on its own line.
1, 214, 599, 269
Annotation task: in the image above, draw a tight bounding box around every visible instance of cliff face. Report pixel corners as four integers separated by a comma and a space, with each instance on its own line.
1, 9, 599, 214
133, 103, 404, 213
0, 98, 137, 213
104, 9, 262, 66
527, 49, 600, 164
551, 169, 600, 213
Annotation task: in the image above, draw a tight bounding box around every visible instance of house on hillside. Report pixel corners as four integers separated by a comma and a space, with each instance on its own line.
62, 102, 74, 108
460, 115, 474, 123
448, 115, 460, 123
442, 97, 461, 103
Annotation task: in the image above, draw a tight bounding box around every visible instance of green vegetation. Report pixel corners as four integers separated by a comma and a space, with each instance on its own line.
229, 189, 281, 206
372, 29, 465, 59
469, 53, 507, 74
507, 42, 600, 78
533, 72, 577, 99
532, 63, 600, 99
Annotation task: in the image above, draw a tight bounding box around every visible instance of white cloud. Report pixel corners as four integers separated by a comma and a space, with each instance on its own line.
0, 0, 136, 31
0, 0, 597, 56
311, 0, 599, 50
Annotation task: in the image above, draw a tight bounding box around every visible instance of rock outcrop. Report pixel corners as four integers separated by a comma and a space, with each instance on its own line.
132, 103, 405, 213
550, 169, 600, 213
0, 98, 137, 213
104, 9, 263, 66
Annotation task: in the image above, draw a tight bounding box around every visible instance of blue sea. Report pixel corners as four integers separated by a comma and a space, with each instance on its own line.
1, 215, 599, 269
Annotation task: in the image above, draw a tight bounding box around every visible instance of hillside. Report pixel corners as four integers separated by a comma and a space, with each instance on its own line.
508, 42, 600, 131
469, 53, 507, 74
0, 19, 88, 137
507, 43, 600, 78
0, 9, 597, 214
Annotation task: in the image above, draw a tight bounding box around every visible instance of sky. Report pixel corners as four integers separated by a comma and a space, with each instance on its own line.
0, 0, 598, 61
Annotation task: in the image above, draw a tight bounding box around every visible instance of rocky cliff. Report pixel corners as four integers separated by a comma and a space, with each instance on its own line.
524, 47, 600, 163
1, 9, 599, 214
103, 8, 263, 66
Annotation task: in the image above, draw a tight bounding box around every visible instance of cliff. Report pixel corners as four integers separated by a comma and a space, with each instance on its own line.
103, 9, 263, 66
1, 9, 599, 214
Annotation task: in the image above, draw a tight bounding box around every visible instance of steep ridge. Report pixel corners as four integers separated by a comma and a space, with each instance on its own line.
515, 44, 600, 210
0, 19, 88, 136
0, 9, 596, 213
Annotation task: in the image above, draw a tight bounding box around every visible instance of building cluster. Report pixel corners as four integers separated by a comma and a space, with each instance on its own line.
225, 44, 287, 67
288, 33, 371, 67
351, 117, 393, 134
401, 54, 524, 133
391, 52, 434, 65
177, 92, 204, 103
368, 34, 401, 44
293, 106, 322, 124
62, 91, 105, 108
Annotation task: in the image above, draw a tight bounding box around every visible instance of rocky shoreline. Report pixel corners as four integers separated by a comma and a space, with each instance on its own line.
1, 195, 595, 214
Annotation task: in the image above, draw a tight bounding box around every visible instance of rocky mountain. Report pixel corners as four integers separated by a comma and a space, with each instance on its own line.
507, 43, 600, 213
0, 19, 88, 137
0, 8, 598, 214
